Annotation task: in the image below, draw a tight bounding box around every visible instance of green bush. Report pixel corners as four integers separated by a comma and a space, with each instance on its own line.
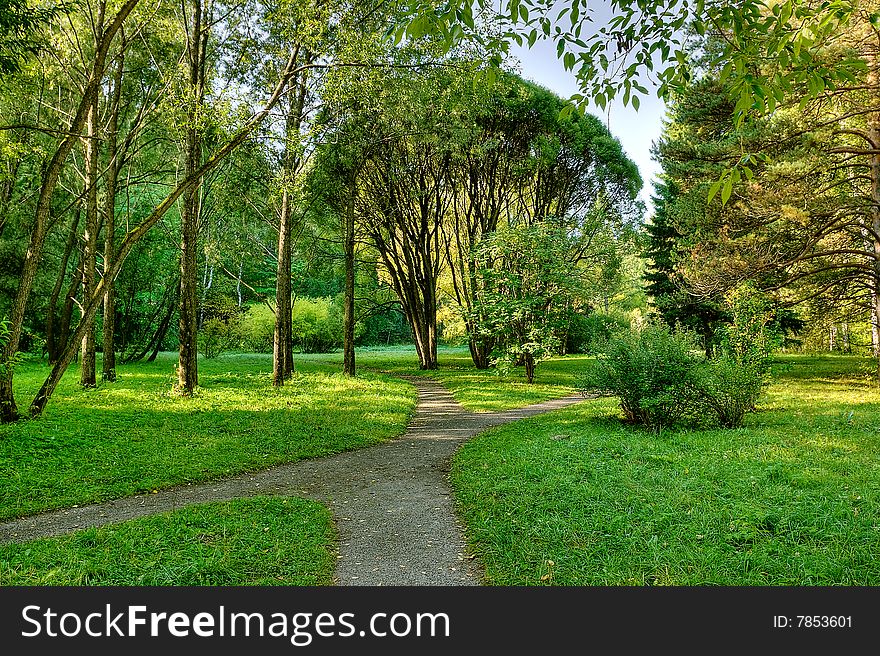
579, 324, 701, 427
691, 357, 764, 428
239, 303, 275, 353
291, 297, 342, 353
198, 296, 243, 359
234, 297, 345, 354
579, 323, 764, 429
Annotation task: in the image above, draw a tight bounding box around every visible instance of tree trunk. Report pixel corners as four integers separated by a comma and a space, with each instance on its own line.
468, 336, 492, 369
343, 172, 356, 377
177, 0, 207, 395
178, 163, 200, 393
869, 55, 880, 384
524, 352, 536, 384
272, 61, 307, 386
273, 186, 294, 386
871, 298, 879, 358
102, 42, 124, 382
59, 258, 84, 358
80, 88, 101, 388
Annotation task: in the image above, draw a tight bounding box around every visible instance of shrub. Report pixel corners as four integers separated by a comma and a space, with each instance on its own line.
579, 324, 702, 427
719, 283, 781, 376
580, 323, 765, 429
239, 303, 275, 353
291, 297, 342, 353
198, 295, 243, 359
691, 357, 764, 428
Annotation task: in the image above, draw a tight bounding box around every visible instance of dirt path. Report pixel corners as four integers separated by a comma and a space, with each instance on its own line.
0, 377, 585, 585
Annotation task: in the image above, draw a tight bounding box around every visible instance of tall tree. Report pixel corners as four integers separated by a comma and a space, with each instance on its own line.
0, 0, 140, 421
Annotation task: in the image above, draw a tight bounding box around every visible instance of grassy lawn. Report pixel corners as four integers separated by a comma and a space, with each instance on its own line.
0, 496, 335, 585
324, 345, 586, 412
0, 353, 415, 521
451, 354, 880, 585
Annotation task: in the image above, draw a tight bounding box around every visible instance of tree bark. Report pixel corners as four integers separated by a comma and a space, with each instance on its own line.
46, 210, 81, 363
869, 55, 880, 384
524, 352, 536, 384
272, 58, 307, 387
467, 333, 492, 369
273, 186, 294, 386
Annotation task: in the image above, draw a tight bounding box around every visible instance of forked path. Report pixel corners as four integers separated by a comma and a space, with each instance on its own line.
0, 377, 585, 585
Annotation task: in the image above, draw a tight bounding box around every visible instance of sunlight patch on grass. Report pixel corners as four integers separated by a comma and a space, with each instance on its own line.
0, 354, 415, 520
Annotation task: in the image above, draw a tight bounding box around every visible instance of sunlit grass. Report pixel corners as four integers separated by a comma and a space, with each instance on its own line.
0, 353, 415, 521
451, 354, 880, 585
0, 497, 335, 585
321, 345, 587, 411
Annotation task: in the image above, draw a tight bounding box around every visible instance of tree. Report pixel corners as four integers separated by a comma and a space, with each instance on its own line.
0, 0, 140, 421
471, 220, 583, 383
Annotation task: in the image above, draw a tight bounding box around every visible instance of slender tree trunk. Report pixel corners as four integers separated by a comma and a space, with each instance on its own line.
343, 171, 356, 377
80, 89, 101, 388
869, 55, 880, 383
272, 61, 306, 386
871, 299, 879, 357
59, 258, 84, 358
236, 259, 243, 307
177, 0, 207, 395
102, 41, 124, 382
524, 352, 536, 384
273, 186, 293, 386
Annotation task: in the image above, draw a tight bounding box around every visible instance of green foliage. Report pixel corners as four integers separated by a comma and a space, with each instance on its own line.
691, 356, 763, 429
212, 297, 346, 355
0, 0, 65, 75
472, 221, 585, 383
400, 1, 863, 135
238, 303, 276, 353
291, 297, 343, 353
581, 322, 764, 429
563, 312, 629, 355
719, 283, 781, 377
0, 497, 336, 585
0, 317, 19, 375
580, 323, 703, 427
198, 296, 243, 359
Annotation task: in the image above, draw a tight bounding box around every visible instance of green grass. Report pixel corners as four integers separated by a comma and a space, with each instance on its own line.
0, 496, 335, 585
322, 345, 586, 412
0, 353, 415, 521
451, 354, 880, 585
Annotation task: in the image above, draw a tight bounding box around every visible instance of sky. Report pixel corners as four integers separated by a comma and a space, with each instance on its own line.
510, 39, 666, 214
